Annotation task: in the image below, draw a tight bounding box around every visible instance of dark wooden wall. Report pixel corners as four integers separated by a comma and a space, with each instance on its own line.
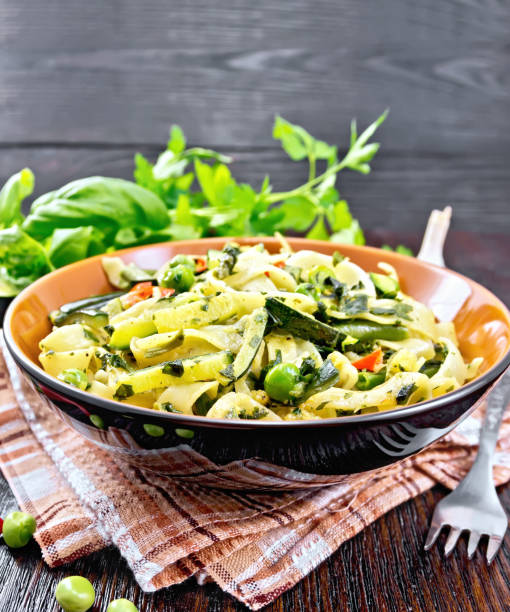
0, 0, 509, 236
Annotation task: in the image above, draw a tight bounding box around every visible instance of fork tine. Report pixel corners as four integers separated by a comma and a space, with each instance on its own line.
444, 527, 462, 557
467, 531, 481, 559
486, 536, 503, 564
424, 520, 444, 551
379, 432, 405, 450
390, 424, 413, 441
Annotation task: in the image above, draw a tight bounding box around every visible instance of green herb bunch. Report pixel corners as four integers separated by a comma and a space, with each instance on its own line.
0, 112, 388, 296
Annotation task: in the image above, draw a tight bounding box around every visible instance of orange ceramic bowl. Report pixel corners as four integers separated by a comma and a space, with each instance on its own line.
4, 238, 510, 490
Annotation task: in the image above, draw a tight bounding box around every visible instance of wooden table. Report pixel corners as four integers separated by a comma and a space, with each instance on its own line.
0, 230, 508, 612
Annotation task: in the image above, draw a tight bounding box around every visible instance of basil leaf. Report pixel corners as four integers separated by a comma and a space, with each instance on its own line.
0, 168, 34, 229
47, 226, 105, 268
0, 226, 53, 295
23, 177, 169, 243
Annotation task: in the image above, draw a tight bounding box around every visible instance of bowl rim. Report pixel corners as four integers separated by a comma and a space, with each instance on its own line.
4, 237, 510, 430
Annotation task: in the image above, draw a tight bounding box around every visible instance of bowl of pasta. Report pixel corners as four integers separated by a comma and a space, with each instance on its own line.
4, 237, 510, 490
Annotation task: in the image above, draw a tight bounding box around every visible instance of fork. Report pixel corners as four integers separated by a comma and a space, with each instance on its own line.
424, 369, 510, 562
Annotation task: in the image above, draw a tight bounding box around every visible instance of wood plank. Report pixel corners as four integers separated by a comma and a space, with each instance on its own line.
0, 478, 509, 611
0, 146, 507, 235
0, 0, 509, 151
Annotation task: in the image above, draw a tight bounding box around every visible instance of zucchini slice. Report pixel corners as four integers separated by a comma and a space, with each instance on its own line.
153, 292, 264, 332
222, 307, 267, 381
109, 318, 157, 350
50, 309, 109, 329
265, 297, 341, 347
114, 350, 234, 397
130, 330, 184, 365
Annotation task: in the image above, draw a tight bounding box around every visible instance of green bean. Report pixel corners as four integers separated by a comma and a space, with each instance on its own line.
356, 368, 387, 390
335, 320, 408, 342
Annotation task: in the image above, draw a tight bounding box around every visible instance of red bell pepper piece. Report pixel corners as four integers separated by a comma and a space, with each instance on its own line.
352, 348, 383, 371
124, 281, 154, 307
159, 287, 176, 298
194, 257, 208, 273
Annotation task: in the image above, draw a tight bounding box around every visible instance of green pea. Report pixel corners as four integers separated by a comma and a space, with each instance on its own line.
55, 576, 95, 612
160, 264, 195, 292
2, 510, 36, 548
58, 369, 88, 390
175, 428, 194, 439
264, 362, 301, 402
170, 254, 195, 269
143, 423, 165, 437
89, 414, 105, 429
106, 599, 139, 612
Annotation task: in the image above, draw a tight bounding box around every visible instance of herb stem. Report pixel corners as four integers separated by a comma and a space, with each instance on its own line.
265, 158, 347, 205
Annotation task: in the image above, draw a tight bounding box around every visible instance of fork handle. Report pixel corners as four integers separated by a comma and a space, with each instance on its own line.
476, 370, 510, 461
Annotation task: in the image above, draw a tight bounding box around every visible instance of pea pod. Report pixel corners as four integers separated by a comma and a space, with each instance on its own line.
335, 320, 408, 342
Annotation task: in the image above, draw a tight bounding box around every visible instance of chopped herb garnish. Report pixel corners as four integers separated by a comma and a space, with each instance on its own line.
114, 383, 134, 399
341, 294, 368, 315
370, 303, 413, 321
161, 402, 182, 413
97, 351, 130, 371
396, 383, 417, 405
162, 359, 184, 377
238, 406, 269, 420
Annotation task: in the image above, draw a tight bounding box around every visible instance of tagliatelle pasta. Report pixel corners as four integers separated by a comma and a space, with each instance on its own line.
38, 242, 482, 421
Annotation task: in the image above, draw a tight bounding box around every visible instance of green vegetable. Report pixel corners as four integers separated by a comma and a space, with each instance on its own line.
356, 369, 386, 390
308, 265, 334, 285
296, 283, 320, 301
58, 369, 89, 390
51, 292, 124, 319
300, 359, 340, 400
2, 510, 36, 548
369, 303, 413, 321
55, 576, 95, 612
89, 414, 105, 429
419, 359, 442, 378
160, 264, 195, 292
23, 177, 169, 244
51, 310, 109, 329
225, 308, 267, 381
143, 424, 165, 437
169, 254, 195, 269
0, 112, 388, 296
106, 599, 139, 612
335, 320, 409, 342
175, 428, 194, 439
0, 226, 53, 296
370, 273, 400, 298
0, 168, 34, 228
264, 363, 301, 402
265, 297, 341, 347
396, 383, 418, 405
381, 244, 414, 256
109, 318, 157, 350
341, 294, 368, 315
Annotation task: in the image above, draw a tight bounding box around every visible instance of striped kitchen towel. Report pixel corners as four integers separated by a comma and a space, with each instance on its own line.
0, 342, 509, 610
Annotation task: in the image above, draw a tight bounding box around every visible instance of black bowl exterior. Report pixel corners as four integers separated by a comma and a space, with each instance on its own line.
14, 357, 488, 490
